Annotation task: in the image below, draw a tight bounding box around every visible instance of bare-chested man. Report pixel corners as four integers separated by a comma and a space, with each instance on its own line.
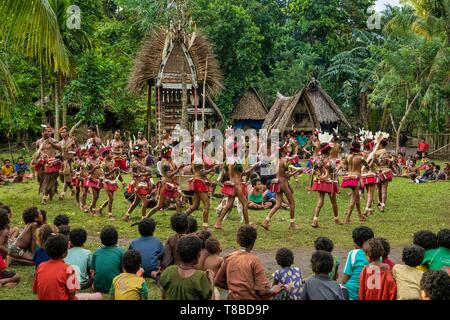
37, 127, 62, 204
85, 126, 102, 149
342, 141, 366, 224
123, 145, 154, 221
261, 143, 303, 231
59, 126, 78, 199
109, 130, 127, 187
136, 131, 148, 149
7, 207, 43, 265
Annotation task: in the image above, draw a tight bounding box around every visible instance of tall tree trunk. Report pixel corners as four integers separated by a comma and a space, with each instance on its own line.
446, 93, 450, 133
379, 106, 388, 131
40, 64, 46, 124
358, 92, 369, 129
146, 84, 152, 141
54, 71, 60, 140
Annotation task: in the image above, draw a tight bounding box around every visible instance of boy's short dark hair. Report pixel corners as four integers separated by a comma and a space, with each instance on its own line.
437, 229, 450, 249
363, 238, 384, 262
45, 234, 69, 259
177, 235, 202, 263
170, 213, 189, 234
53, 214, 70, 227
420, 270, 450, 300
58, 225, 71, 236
237, 225, 257, 248
100, 225, 118, 247
251, 178, 261, 187
205, 238, 221, 255
0, 204, 11, 215
352, 226, 374, 247
122, 249, 142, 274
22, 207, 40, 224
311, 250, 334, 274
69, 228, 87, 247
40, 209, 47, 223
197, 230, 212, 247
314, 237, 334, 252
402, 245, 425, 267
275, 248, 294, 268
413, 230, 438, 250
0, 209, 9, 230
187, 216, 198, 234
138, 218, 156, 237
376, 237, 390, 258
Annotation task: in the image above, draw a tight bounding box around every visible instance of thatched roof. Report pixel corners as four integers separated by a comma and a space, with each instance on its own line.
128, 27, 223, 97
263, 79, 350, 132
230, 87, 268, 121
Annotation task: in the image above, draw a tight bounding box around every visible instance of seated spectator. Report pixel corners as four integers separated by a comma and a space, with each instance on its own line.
202, 237, 224, 275
377, 237, 395, 270
65, 228, 92, 289
301, 250, 345, 300
314, 237, 340, 280
272, 248, 304, 300
422, 229, 450, 271
33, 224, 58, 268
161, 213, 189, 270
1, 160, 15, 183
13, 157, 31, 183
392, 245, 425, 300
413, 230, 439, 272
419, 270, 450, 300
248, 178, 272, 210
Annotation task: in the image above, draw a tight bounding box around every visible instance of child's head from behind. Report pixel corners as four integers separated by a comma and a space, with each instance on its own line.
138, 218, 156, 237
58, 225, 71, 236
177, 235, 202, 264
122, 249, 142, 274
0, 205, 11, 218
69, 228, 87, 247
420, 270, 450, 300
187, 216, 198, 234
22, 207, 42, 224
36, 224, 58, 247
352, 226, 374, 248
437, 229, 450, 249
100, 225, 118, 247
205, 238, 221, 255
311, 250, 334, 275
0, 209, 9, 230
45, 234, 69, 259
53, 214, 70, 227
314, 237, 334, 252
363, 238, 384, 262
413, 230, 438, 250
197, 230, 212, 248
170, 213, 189, 235
275, 248, 294, 268
376, 237, 390, 258
237, 225, 257, 250
402, 245, 425, 268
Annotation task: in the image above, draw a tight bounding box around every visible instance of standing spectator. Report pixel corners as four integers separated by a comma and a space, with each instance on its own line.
417, 138, 430, 158
399, 132, 408, 156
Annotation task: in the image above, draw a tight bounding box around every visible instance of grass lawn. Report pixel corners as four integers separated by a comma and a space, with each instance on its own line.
0, 172, 449, 299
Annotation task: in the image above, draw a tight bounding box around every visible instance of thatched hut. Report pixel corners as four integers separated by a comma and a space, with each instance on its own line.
128, 27, 224, 136
262, 79, 351, 133
230, 87, 268, 129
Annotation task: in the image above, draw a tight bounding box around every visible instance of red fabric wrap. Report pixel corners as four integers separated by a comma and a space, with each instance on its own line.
44, 159, 62, 173
114, 159, 127, 171
104, 181, 119, 192
189, 177, 210, 193
362, 173, 378, 186
269, 181, 281, 193
85, 177, 101, 189
312, 180, 339, 194
341, 176, 363, 189
378, 170, 394, 182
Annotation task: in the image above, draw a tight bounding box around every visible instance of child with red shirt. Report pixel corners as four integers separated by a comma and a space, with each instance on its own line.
33, 234, 79, 300
359, 238, 397, 300
377, 237, 395, 270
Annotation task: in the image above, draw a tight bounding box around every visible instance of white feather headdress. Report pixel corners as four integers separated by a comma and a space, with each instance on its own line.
318, 132, 334, 144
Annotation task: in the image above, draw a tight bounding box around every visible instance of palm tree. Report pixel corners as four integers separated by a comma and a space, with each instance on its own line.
0, 51, 18, 117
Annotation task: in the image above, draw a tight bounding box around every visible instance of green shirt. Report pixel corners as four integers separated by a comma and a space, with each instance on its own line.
422, 247, 450, 271
248, 193, 264, 203
109, 273, 148, 300
160, 265, 212, 300
92, 245, 125, 293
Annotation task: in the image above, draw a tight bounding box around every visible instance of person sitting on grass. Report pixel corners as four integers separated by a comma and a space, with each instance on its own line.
248, 178, 272, 210
53, 214, 70, 233
161, 213, 189, 270
215, 225, 284, 300
413, 230, 439, 272
377, 237, 395, 270
392, 245, 425, 300
422, 229, 450, 271
419, 270, 450, 300
342, 226, 374, 300
33, 224, 58, 268
65, 228, 92, 290
91, 226, 125, 293
194, 230, 212, 271
57, 225, 71, 236
301, 250, 345, 300
1, 159, 15, 183
8, 207, 43, 265
202, 237, 224, 275
14, 157, 31, 183
272, 248, 304, 300
314, 237, 340, 280
0, 254, 20, 288
33, 234, 79, 300
110, 249, 148, 300
160, 235, 214, 300
0, 209, 10, 259
39, 209, 48, 225
129, 218, 163, 280
0, 205, 19, 243
359, 238, 397, 300
187, 216, 198, 234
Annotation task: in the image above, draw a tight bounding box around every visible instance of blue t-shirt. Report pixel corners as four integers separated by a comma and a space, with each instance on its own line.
272, 266, 304, 300
129, 236, 164, 277
33, 247, 50, 268
65, 246, 92, 288
343, 249, 369, 300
